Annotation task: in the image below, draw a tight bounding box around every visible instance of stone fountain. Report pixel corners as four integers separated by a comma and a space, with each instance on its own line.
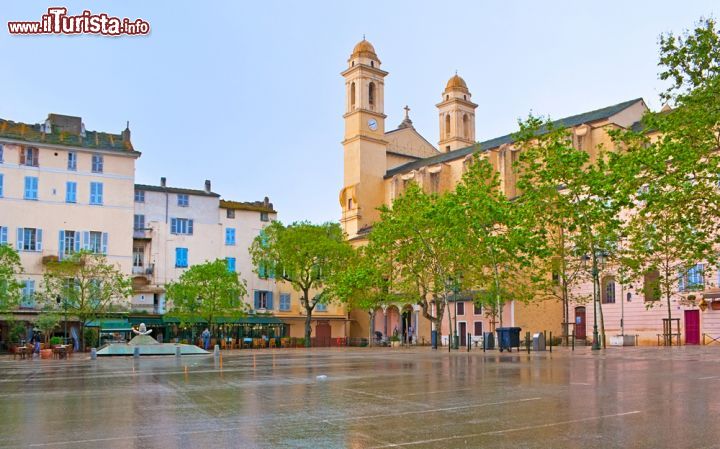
96, 323, 209, 356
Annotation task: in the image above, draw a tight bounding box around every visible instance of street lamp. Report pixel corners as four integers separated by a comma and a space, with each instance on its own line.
583, 252, 606, 351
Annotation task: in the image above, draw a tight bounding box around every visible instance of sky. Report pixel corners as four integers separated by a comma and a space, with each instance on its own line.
1, 1, 717, 223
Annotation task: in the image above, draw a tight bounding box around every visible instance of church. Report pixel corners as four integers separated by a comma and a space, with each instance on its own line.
339, 38, 655, 346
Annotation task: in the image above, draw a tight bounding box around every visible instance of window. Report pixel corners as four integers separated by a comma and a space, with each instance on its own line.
133, 246, 144, 268
134, 214, 145, 230
177, 194, 189, 207
226, 257, 236, 272
445, 114, 451, 137
225, 228, 236, 245
474, 304, 482, 315
644, 270, 660, 302
258, 261, 274, 279
253, 290, 273, 310
20, 147, 39, 167
368, 82, 375, 107
474, 321, 483, 336
170, 218, 193, 235
90, 182, 103, 205
0, 173, 3, 197
316, 302, 327, 312
91, 154, 103, 173
680, 264, 704, 292
463, 114, 469, 139
0, 226, 7, 245
0, 144, 3, 162
21, 280, 35, 308
59, 230, 80, 258
16, 228, 42, 251
260, 212, 269, 222
603, 279, 616, 304
86, 231, 105, 254
134, 190, 145, 203
175, 247, 188, 268
65, 181, 77, 203
24, 176, 38, 200
67, 152, 77, 170
279, 293, 291, 311
226, 209, 235, 219
350, 82, 356, 109
456, 302, 465, 315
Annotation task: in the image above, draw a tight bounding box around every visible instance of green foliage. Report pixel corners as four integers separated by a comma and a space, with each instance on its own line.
0, 245, 23, 310
611, 17, 720, 320
36, 313, 61, 343
49, 336, 63, 346
250, 221, 353, 344
42, 251, 132, 349
9, 322, 26, 344
83, 327, 98, 349
166, 259, 248, 332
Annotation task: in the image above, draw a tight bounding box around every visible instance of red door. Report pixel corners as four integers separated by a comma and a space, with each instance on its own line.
685, 310, 700, 345
458, 322, 467, 346
315, 321, 331, 347
575, 307, 586, 340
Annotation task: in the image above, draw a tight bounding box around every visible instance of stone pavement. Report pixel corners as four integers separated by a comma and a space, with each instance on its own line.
1, 346, 719, 448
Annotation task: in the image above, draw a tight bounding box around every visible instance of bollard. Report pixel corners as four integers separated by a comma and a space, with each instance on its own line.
483, 334, 486, 352
175, 346, 181, 357
133, 346, 140, 358
550, 332, 553, 353
214, 344, 220, 357
467, 333, 471, 352
571, 330, 575, 351
90, 347, 97, 360
526, 332, 531, 354
544, 331, 547, 350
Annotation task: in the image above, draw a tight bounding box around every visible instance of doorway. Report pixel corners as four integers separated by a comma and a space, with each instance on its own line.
575, 306, 586, 340
684, 310, 700, 345
458, 322, 467, 346
315, 321, 331, 347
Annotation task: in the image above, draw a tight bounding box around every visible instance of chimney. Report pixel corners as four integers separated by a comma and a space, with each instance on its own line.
160, 177, 166, 187
204, 180, 211, 193
122, 121, 131, 143
47, 113, 83, 135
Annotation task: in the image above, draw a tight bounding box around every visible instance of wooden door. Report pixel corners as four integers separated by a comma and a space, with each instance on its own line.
575, 307, 586, 340
459, 322, 467, 346
315, 321, 331, 347
685, 310, 700, 345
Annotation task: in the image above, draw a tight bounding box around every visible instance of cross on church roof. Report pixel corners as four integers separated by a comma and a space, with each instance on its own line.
403, 105, 410, 119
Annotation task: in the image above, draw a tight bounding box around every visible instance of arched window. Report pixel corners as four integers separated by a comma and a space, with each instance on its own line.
368, 82, 375, 107
463, 95, 467, 100
462, 114, 469, 138
602, 278, 616, 304
445, 95, 449, 101
445, 114, 451, 137
370, 61, 374, 67
350, 82, 356, 109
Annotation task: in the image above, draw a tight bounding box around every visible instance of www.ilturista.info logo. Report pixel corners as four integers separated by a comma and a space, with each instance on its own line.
8, 7, 150, 36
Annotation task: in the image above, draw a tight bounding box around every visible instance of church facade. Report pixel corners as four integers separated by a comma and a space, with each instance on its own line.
338, 39, 681, 345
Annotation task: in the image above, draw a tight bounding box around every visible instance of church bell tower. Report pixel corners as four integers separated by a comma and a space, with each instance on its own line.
340, 39, 388, 238
437, 73, 477, 152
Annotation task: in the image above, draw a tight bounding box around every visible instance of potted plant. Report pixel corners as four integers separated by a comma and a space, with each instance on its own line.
389, 334, 401, 348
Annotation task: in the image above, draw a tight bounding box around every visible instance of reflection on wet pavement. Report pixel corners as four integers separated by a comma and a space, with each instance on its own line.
1, 347, 720, 448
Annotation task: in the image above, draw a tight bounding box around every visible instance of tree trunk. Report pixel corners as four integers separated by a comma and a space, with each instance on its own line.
303, 288, 312, 348
563, 281, 570, 346
368, 309, 375, 347
80, 322, 85, 352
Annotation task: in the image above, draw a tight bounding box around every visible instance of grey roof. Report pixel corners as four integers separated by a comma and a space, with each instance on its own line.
134, 183, 220, 198
385, 98, 644, 178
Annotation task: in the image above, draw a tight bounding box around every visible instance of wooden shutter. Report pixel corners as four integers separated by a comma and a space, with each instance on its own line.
267, 292, 274, 310
36, 229, 42, 251
188, 220, 194, 235
74, 231, 81, 252
83, 231, 90, 250
16, 228, 24, 250
254, 291, 260, 309
19, 147, 25, 165
102, 233, 108, 255
0, 226, 6, 244
58, 230, 65, 259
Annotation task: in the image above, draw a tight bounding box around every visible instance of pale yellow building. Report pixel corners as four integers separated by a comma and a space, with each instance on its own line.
339, 39, 652, 345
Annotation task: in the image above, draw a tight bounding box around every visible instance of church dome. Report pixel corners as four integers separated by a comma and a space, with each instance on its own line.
445, 74, 468, 92
351, 39, 378, 60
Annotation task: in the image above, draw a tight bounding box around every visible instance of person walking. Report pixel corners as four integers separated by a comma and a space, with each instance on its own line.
201, 328, 211, 350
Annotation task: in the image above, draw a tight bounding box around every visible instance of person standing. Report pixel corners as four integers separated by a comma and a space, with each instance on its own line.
201, 328, 211, 350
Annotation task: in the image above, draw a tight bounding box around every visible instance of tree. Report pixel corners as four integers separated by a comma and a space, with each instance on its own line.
166, 259, 248, 338
514, 117, 627, 348
0, 244, 23, 310
326, 244, 396, 345
446, 157, 547, 331
36, 313, 61, 344
43, 251, 132, 350
610, 18, 720, 338
368, 184, 462, 349
250, 221, 353, 346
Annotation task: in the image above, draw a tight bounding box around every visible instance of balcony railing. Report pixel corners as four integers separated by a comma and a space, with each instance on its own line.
133, 228, 152, 239
132, 265, 154, 276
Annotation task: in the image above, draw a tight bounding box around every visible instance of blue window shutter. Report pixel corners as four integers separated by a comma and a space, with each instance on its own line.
175, 248, 180, 266
0, 173, 3, 197
267, 292, 274, 310
171, 218, 177, 234
259, 263, 266, 278
36, 229, 42, 251
188, 220, 194, 235
678, 269, 685, 291
83, 231, 90, 250
102, 233, 108, 255
268, 263, 275, 279
58, 230, 65, 259
16, 228, 23, 250
254, 291, 260, 309
0, 226, 6, 244
74, 231, 81, 252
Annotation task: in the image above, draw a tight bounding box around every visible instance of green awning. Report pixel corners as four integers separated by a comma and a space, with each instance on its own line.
128, 316, 164, 326
162, 316, 284, 325
86, 319, 132, 332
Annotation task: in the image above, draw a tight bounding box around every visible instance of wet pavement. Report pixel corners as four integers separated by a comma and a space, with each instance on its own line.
1, 346, 720, 448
